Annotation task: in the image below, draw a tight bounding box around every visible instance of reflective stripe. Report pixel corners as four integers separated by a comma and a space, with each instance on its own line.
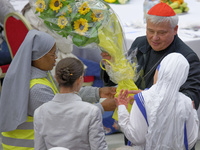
2, 144, 34, 150
2, 136, 34, 147
1, 116, 34, 149
47, 72, 59, 93
27, 116, 34, 122
30, 77, 58, 94
2, 129, 34, 140
1, 78, 57, 149
17, 122, 33, 130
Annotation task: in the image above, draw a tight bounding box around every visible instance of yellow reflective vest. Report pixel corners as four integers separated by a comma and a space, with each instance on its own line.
1, 77, 57, 150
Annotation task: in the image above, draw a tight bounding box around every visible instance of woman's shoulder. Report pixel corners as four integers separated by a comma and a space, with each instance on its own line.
76, 100, 101, 115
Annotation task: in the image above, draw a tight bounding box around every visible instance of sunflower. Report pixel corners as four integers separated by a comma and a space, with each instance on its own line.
91, 10, 104, 22
104, 0, 116, 3
35, 0, 46, 12
57, 16, 68, 29
78, 2, 90, 15
49, 0, 63, 13
74, 18, 89, 35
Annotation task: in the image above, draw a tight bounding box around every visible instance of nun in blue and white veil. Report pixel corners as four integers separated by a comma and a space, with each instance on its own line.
0, 29, 56, 132
116, 53, 199, 150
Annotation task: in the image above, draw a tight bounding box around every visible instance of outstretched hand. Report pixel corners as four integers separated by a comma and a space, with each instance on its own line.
115, 89, 134, 109
101, 52, 111, 59
101, 98, 116, 111
128, 89, 143, 95
128, 89, 142, 104
99, 87, 116, 98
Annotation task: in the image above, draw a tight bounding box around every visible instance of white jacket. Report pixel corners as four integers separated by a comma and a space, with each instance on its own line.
34, 93, 108, 150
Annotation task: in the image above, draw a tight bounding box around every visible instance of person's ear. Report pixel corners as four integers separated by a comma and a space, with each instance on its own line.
174, 25, 178, 35
76, 76, 82, 85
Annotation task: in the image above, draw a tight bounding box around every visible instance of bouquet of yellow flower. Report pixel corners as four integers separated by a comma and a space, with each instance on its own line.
31, 0, 110, 47
30, 0, 139, 120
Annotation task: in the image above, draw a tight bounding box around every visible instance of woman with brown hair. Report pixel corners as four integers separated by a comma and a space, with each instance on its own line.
34, 57, 108, 150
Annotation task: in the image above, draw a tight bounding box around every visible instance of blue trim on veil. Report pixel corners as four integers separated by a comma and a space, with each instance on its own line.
127, 92, 149, 147
184, 122, 188, 150
134, 93, 149, 126
128, 93, 188, 150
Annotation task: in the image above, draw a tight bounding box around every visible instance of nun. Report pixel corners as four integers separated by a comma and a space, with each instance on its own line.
0, 29, 112, 149
115, 53, 199, 150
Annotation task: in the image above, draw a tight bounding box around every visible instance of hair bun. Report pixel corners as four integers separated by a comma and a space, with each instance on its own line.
55, 57, 84, 87
61, 67, 72, 81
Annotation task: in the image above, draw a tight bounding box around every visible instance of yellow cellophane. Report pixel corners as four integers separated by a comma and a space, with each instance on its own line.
113, 79, 138, 121
98, 13, 138, 121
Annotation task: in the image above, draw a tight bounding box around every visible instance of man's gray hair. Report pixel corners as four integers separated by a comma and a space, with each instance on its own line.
146, 14, 179, 28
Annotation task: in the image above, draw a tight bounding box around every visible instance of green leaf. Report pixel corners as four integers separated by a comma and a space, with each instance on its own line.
73, 34, 87, 47
84, 11, 92, 22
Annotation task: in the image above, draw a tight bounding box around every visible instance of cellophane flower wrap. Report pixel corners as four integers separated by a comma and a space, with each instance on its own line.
103, 0, 130, 5
30, 0, 139, 120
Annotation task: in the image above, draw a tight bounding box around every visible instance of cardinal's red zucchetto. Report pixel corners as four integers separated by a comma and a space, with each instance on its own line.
148, 2, 176, 17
